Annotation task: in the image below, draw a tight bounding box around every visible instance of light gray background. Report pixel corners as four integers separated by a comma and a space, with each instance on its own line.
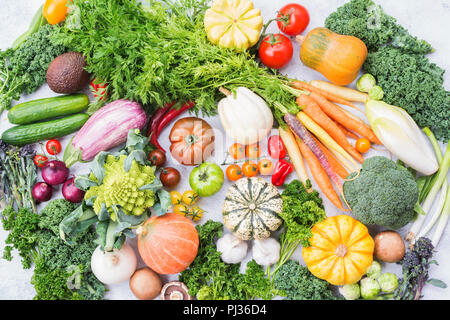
0, 0, 449, 300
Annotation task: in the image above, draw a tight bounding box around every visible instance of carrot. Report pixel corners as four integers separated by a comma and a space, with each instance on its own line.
312, 135, 349, 179
279, 126, 309, 185
291, 81, 358, 110
308, 91, 382, 144
296, 137, 345, 210
333, 120, 359, 139
297, 94, 364, 164
309, 80, 369, 103
296, 111, 360, 173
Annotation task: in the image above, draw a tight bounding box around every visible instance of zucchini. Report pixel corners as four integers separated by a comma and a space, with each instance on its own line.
8, 93, 89, 125
2, 113, 89, 146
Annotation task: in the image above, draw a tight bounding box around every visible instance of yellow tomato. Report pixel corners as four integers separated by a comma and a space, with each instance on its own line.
173, 204, 189, 217
182, 190, 199, 206
43, 0, 69, 25
189, 206, 204, 222
170, 191, 182, 205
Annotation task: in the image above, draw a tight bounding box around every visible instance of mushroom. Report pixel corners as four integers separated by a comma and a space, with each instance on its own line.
160, 281, 192, 300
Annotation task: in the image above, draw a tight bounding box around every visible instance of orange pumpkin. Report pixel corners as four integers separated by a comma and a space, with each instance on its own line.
297, 27, 368, 86
302, 215, 374, 285
137, 213, 199, 275
169, 117, 215, 166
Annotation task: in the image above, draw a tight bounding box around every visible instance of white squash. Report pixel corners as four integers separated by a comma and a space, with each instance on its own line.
218, 87, 273, 145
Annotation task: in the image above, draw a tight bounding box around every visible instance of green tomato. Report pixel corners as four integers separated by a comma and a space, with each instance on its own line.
360, 277, 380, 300
378, 273, 399, 293
189, 162, 224, 197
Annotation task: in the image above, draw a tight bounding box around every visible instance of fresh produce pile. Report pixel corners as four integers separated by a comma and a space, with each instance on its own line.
0, 0, 449, 301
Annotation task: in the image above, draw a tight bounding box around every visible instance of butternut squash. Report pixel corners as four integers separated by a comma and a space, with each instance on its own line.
297, 27, 368, 86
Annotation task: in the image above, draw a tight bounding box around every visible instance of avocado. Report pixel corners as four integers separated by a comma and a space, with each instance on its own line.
46, 51, 90, 94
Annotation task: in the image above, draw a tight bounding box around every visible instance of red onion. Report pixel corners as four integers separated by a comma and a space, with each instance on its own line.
32, 182, 53, 202
41, 160, 69, 185
62, 177, 85, 203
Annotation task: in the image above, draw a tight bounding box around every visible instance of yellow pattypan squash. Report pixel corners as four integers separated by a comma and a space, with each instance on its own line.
204, 0, 263, 51
302, 215, 375, 286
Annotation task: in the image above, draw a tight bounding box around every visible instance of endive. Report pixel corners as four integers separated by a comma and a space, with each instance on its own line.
365, 100, 438, 175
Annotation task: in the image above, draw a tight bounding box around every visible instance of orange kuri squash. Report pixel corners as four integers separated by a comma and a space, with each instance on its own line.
297, 27, 367, 86
137, 213, 199, 275
302, 215, 374, 285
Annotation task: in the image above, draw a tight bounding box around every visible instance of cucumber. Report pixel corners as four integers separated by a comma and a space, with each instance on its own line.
8, 93, 89, 125
2, 113, 89, 146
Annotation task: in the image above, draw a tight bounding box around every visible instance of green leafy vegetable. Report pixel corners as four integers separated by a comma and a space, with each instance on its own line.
179, 220, 276, 300
0, 24, 66, 115
1, 206, 39, 269
274, 260, 340, 300
51, 0, 299, 123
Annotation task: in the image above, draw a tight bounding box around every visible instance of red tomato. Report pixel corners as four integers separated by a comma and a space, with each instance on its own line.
46, 139, 62, 155
33, 154, 48, 168
276, 3, 310, 36
268, 135, 286, 159
259, 34, 293, 69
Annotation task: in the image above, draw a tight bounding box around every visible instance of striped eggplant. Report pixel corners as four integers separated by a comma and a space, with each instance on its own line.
63, 99, 147, 167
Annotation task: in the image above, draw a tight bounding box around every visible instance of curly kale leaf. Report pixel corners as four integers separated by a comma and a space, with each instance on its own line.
274, 260, 340, 300
324, 0, 432, 53
1, 206, 39, 269
38, 199, 78, 236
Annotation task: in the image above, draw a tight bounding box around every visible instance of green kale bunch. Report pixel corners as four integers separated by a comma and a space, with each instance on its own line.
364, 47, 450, 141
0, 24, 66, 114
274, 260, 339, 300
325, 0, 432, 53
343, 156, 418, 229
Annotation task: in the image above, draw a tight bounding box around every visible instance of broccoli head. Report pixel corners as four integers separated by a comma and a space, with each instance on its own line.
343, 156, 418, 229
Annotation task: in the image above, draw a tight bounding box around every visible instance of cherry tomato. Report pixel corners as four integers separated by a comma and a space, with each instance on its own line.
276, 3, 310, 36
148, 149, 166, 167
259, 34, 293, 69
182, 190, 199, 206
228, 143, 245, 160
189, 206, 204, 222
258, 158, 274, 175
245, 143, 260, 160
46, 139, 62, 155
226, 164, 243, 181
43, 0, 69, 25
268, 135, 287, 159
173, 203, 189, 217
160, 167, 181, 188
355, 138, 371, 153
33, 154, 48, 168
242, 161, 258, 177
170, 190, 182, 205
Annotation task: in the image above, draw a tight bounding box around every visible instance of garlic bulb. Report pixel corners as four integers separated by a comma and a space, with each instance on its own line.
252, 238, 280, 266
216, 233, 248, 264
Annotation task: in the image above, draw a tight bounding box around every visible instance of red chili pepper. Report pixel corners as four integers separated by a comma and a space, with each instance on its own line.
147, 102, 176, 137
156, 101, 195, 137
271, 159, 293, 186
268, 135, 287, 159
90, 79, 109, 101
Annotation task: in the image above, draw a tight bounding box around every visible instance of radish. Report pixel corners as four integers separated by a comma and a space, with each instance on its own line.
41, 160, 69, 185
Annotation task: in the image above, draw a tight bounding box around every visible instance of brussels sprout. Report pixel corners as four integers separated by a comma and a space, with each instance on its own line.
378, 273, 399, 293
366, 261, 382, 279
339, 283, 361, 300
360, 277, 381, 300
356, 73, 376, 92
369, 85, 384, 100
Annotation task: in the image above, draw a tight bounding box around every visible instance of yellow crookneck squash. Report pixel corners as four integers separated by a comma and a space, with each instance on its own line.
204, 0, 263, 51
302, 215, 374, 286
297, 27, 368, 86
